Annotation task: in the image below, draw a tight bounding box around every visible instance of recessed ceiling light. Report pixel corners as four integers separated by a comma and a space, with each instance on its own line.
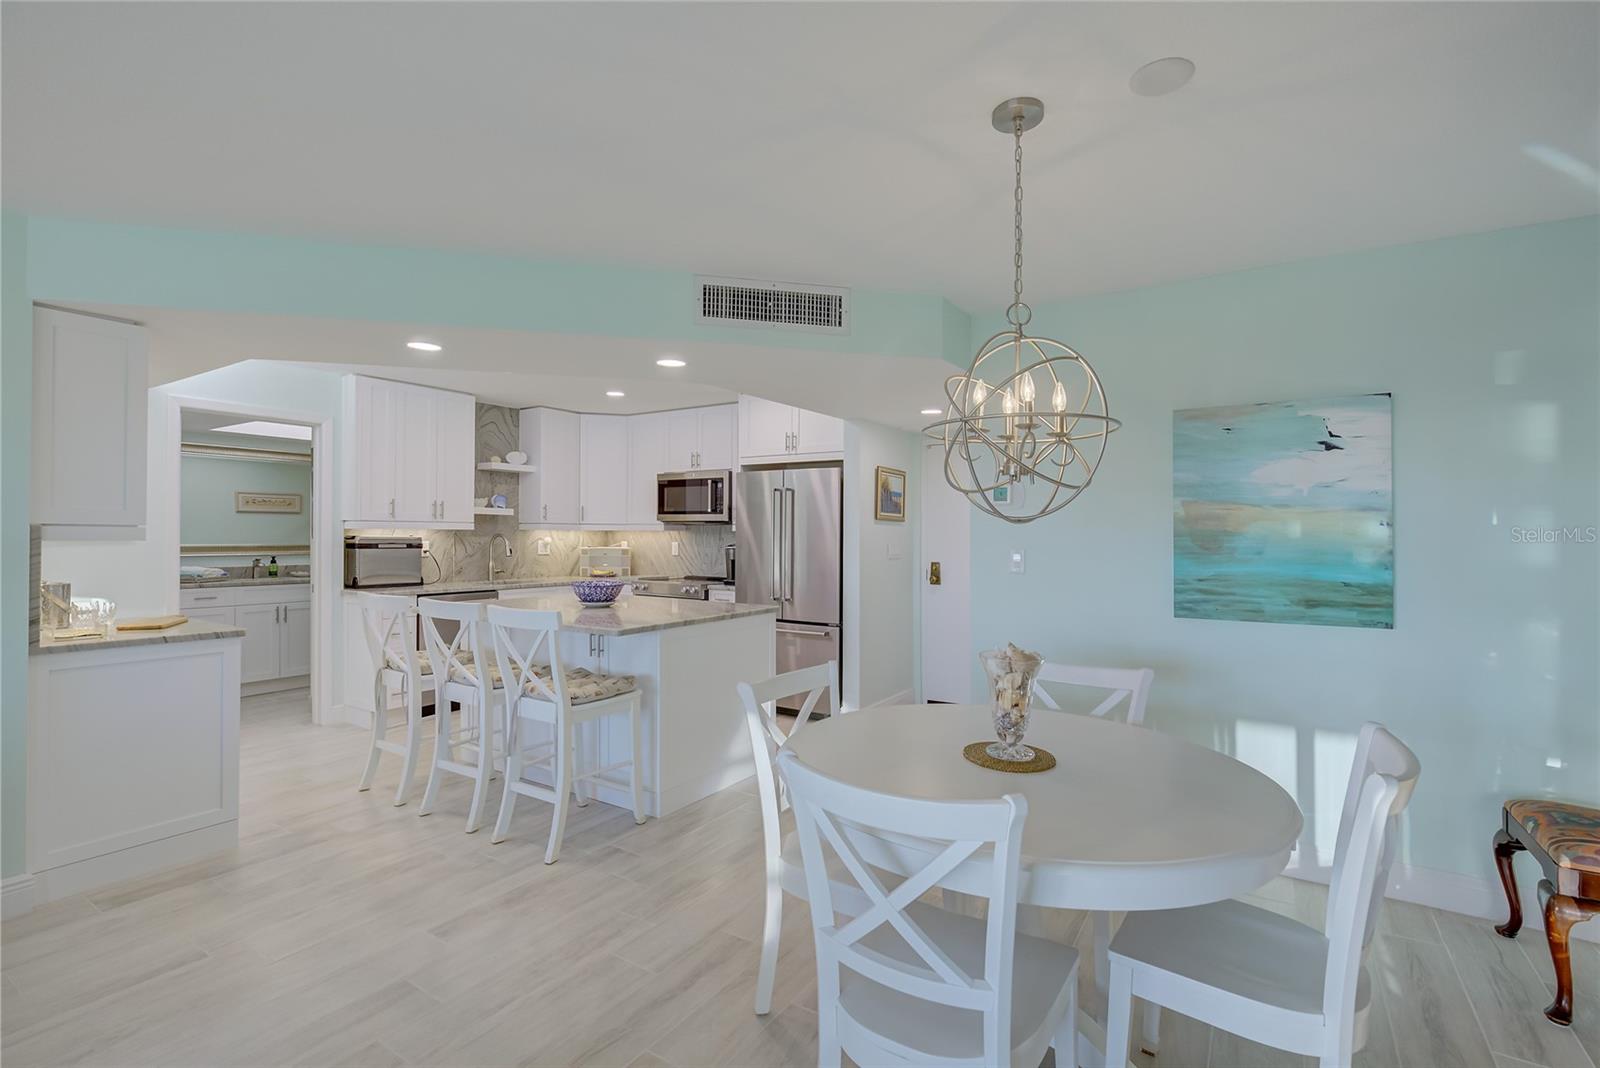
656, 357, 687, 368
406, 340, 442, 352
921, 408, 942, 416
1129, 56, 1196, 97
606, 390, 626, 398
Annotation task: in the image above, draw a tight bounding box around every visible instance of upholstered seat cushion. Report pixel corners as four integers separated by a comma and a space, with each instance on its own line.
382, 649, 432, 675
446, 652, 635, 705
1506, 800, 1600, 875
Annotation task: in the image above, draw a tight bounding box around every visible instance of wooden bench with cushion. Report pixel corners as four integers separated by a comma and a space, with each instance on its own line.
1494, 798, 1600, 1025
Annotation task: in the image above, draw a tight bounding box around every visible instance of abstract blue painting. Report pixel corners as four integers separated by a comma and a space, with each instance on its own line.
1173, 393, 1393, 629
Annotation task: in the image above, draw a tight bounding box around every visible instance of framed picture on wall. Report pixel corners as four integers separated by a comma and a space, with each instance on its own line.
235, 492, 303, 514
875, 466, 906, 521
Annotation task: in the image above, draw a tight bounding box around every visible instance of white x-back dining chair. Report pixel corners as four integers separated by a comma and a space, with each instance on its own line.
487, 603, 645, 864
735, 661, 855, 1015
777, 747, 1080, 1068
416, 597, 503, 833
1104, 722, 1420, 1068
1032, 660, 1156, 1005
355, 593, 434, 806
1032, 662, 1155, 725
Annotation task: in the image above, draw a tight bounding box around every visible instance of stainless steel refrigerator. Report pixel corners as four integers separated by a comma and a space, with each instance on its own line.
736, 466, 842, 704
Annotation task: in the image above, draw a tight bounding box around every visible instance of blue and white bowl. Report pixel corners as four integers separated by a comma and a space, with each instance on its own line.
572, 578, 624, 606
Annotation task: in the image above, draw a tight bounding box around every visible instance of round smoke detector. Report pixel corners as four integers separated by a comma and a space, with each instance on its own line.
1130, 57, 1196, 97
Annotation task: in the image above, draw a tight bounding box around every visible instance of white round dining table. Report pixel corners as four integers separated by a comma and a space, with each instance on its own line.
785, 703, 1303, 912
784, 703, 1304, 1068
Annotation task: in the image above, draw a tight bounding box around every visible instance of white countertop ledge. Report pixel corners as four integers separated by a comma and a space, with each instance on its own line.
492, 592, 779, 636
31, 620, 247, 656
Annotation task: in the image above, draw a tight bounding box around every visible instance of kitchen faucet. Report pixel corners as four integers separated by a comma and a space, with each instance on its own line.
489, 534, 513, 582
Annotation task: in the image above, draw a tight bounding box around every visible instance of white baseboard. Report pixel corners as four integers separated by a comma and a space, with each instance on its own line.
334, 702, 373, 729
1283, 855, 1599, 944
865, 688, 914, 709
1, 874, 36, 919
30, 821, 238, 905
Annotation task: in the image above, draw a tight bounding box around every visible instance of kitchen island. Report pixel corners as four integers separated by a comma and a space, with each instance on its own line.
487, 590, 779, 818
27, 621, 244, 904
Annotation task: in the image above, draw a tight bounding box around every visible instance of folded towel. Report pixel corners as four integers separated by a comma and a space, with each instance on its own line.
179, 566, 228, 579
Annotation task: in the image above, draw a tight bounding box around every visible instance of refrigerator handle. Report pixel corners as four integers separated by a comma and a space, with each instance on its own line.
785, 486, 796, 603
771, 487, 783, 602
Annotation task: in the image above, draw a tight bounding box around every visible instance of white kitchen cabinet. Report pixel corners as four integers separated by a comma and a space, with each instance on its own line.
665, 405, 737, 471
739, 394, 844, 464
697, 404, 737, 470
281, 602, 312, 677
628, 413, 668, 526
579, 414, 630, 527
433, 390, 477, 524
519, 407, 582, 526
179, 585, 309, 684
235, 603, 283, 684
31, 307, 149, 536
340, 375, 474, 529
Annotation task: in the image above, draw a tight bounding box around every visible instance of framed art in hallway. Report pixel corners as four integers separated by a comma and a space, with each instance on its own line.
875, 466, 906, 521
1173, 393, 1393, 629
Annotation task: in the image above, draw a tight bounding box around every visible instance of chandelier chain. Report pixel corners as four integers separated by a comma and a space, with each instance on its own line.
1012, 115, 1025, 320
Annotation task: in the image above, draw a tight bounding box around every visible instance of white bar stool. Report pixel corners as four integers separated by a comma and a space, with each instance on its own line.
355, 593, 434, 806
487, 604, 646, 864
416, 597, 503, 833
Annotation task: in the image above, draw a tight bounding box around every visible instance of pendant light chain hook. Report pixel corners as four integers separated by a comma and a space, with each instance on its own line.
1007, 114, 1032, 329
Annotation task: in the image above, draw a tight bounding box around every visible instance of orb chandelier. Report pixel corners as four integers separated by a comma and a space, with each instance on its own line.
926, 97, 1120, 524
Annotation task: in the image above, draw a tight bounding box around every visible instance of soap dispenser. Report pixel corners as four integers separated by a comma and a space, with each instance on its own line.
267, 555, 279, 577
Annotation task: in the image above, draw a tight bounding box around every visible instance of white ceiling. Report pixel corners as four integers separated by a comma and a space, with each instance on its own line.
96, 304, 956, 431
5, 3, 1596, 311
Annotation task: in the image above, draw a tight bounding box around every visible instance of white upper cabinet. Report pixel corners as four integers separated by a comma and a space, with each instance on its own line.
665, 404, 738, 471
433, 390, 477, 524
340, 375, 474, 529
579, 414, 630, 527
738, 394, 843, 464
627, 413, 668, 526
519, 407, 582, 527
32, 307, 149, 535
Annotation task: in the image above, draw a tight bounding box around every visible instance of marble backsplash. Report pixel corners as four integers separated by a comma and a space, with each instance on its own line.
352, 403, 734, 586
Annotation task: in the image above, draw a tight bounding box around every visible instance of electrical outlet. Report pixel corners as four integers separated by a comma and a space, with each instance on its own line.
671, 540, 680, 557
536, 538, 550, 556
1009, 550, 1025, 574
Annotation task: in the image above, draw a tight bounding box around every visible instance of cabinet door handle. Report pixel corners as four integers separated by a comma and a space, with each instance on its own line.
543, 504, 548, 520
389, 497, 396, 518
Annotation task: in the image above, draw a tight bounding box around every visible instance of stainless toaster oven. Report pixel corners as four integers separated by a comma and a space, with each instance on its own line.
343, 536, 424, 588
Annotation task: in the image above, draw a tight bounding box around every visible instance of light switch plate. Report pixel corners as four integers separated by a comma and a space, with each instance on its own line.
1009, 550, 1025, 574
671, 541, 680, 556
536, 538, 551, 556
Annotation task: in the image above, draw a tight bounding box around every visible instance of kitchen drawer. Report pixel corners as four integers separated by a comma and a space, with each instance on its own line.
180, 588, 236, 610
184, 606, 236, 624
232, 584, 312, 606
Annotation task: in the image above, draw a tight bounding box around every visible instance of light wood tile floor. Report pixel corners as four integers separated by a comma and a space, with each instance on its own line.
3, 688, 1596, 1067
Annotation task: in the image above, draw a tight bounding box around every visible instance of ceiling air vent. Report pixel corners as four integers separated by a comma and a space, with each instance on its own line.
697, 276, 850, 335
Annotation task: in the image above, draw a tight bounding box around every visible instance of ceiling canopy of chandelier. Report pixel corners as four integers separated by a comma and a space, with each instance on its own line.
925, 97, 1120, 524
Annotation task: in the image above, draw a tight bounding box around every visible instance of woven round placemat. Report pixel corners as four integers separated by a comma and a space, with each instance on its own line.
962, 741, 1057, 774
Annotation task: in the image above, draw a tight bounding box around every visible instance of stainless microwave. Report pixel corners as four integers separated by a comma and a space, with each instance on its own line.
657, 469, 732, 523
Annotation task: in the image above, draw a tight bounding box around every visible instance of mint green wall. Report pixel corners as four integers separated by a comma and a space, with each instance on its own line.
1, 210, 30, 878
180, 455, 311, 546
967, 216, 1600, 884
24, 217, 971, 362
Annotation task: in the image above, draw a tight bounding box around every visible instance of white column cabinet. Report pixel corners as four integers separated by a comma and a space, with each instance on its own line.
738, 395, 843, 464
519, 407, 582, 526
579, 414, 630, 527
31, 307, 149, 536
628, 413, 668, 526
340, 376, 474, 529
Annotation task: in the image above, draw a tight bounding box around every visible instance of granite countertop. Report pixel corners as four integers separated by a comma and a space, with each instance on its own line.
342, 576, 668, 597
32, 620, 247, 656
493, 590, 778, 636
180, 575, 311, 589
